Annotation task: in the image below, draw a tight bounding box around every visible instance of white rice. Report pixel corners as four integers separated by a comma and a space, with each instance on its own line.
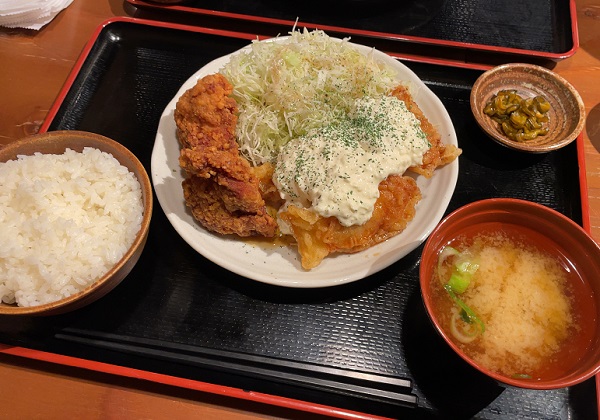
0, 147, 144, 307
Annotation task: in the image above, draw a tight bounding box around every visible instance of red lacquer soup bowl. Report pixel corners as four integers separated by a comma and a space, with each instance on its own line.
419, 198, 600, 389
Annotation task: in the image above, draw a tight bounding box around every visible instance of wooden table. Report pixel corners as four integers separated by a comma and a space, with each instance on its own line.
1, 0, 599, 418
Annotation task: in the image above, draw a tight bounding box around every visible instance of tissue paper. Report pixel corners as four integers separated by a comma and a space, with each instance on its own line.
0, 0, 74, 30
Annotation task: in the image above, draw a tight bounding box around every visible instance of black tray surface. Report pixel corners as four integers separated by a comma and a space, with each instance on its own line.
0, 19, 596, 419
129, 0, 575, 57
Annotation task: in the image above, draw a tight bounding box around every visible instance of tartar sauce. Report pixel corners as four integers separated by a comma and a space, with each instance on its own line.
274, 95, 430, 226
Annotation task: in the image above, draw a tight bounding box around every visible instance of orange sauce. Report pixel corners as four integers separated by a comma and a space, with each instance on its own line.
242, 233, 295, 249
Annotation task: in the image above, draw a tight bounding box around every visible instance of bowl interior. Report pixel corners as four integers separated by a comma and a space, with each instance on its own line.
0, 130, 153, 316
470, 64, 585, 153
420, 198, 600, 389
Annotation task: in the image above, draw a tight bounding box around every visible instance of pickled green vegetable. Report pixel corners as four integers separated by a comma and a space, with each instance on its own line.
483, 90, 551, 142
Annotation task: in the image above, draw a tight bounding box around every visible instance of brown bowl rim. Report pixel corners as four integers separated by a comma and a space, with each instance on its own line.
0, 130, 153, 316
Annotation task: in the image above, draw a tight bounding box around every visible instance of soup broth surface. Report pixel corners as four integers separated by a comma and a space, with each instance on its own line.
431, 226, 595, 380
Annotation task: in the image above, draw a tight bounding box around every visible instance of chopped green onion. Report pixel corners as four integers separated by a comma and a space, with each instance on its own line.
450, 311, 480, 343
444, 284, 485, 335
460, 310, 472, 324
447, 272, 470, 294
437, 246, 460, 280
512, 373, 532, 379
447, 260, 479, 294
439, 246, 479, 294
455, 260, 479, 276
438, 246, 484, 341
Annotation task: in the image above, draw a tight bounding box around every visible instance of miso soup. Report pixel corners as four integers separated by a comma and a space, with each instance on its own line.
431, 227, 595, 380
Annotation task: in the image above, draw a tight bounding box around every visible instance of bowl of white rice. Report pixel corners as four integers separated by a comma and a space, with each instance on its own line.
0, 130, 152, 316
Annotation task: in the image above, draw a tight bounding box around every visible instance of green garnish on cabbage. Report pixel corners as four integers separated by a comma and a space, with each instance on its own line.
219, 29, 398, 166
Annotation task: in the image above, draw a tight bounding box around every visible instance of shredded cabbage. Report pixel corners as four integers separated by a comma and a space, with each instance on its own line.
219, 29, 398, 165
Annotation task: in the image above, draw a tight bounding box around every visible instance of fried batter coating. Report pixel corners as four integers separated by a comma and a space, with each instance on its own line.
279, 175, 421, 269
175, 74, 277, 237
251, 162, 284, 210
279, 86, 461, 269
391, 85, 462, 178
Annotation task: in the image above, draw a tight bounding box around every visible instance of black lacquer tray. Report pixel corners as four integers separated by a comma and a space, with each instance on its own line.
0, 18, 596, 419
127, 0, 578, 61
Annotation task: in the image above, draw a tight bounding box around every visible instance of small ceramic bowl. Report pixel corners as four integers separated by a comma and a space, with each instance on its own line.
470, 63, 585, 153
420, 198, 600, 389
0, 130, 153, 316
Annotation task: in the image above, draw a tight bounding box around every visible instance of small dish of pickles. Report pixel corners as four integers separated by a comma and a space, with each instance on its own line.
470, 63, 585, 153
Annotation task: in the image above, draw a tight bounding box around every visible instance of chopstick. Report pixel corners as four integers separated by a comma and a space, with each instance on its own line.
56, 327, 418, 408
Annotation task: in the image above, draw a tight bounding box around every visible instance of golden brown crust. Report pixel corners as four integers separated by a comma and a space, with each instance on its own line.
181, 176, 277, 237
391, 85, 462, 178
175, 74, 278, 237
175, 74, 238, 152
279, 175, 421, 269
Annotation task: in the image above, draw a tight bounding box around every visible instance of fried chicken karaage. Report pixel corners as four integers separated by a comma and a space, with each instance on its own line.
175, 74, 278, 237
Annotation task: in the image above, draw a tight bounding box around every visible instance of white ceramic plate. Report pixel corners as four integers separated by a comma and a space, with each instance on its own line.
151, 37, 459, 288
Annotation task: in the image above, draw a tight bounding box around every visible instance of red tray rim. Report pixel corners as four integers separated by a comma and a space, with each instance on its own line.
126, 0, 580, 61
8, 15, 595, 419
